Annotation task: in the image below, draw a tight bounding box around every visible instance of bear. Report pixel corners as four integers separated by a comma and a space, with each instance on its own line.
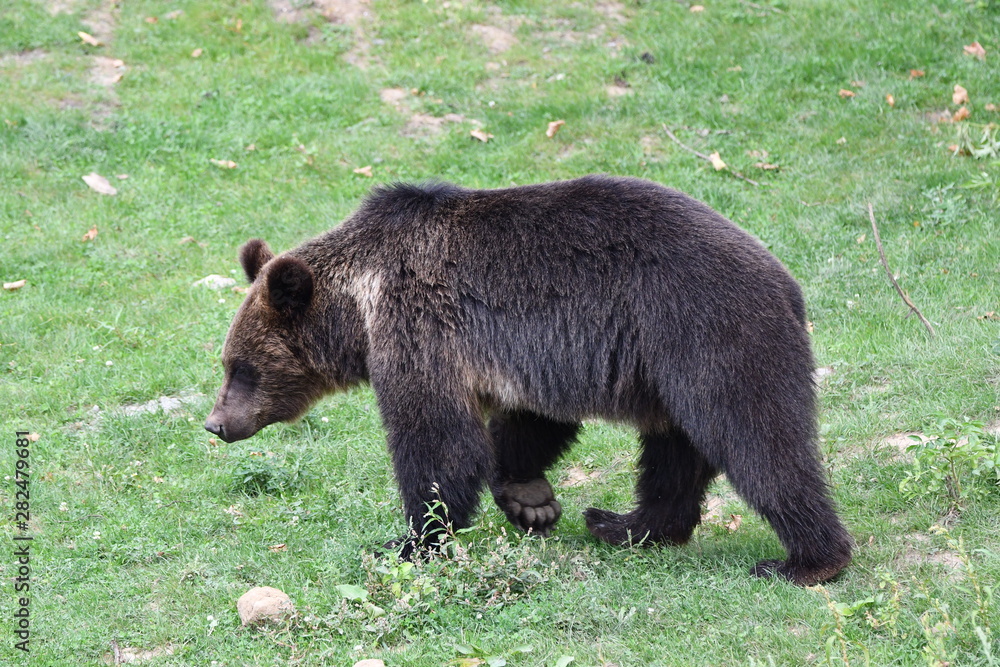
205, 175, 853, 585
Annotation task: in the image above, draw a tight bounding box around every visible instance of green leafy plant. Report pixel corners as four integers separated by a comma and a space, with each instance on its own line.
899, 419, 999, 506
230, 448, 316, 495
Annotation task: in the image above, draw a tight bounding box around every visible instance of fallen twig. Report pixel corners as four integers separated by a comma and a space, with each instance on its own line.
662, 125, 760, 186
868, 203, 936, 337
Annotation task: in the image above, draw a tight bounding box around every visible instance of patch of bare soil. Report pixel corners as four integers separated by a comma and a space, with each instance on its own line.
470, 24, 518, 54
89, 56, 125, 87
104, 644, 175, 665
81, 0, 117, 46
879, 432, 930, 461
379, 87, 409, 105
402, 112, 468, 138
898, 533, 964, 579
44, 0, 84, 15
559, 466, 603, 488
379, 87, 481, 139
269, 0, 377, 68
0, 49, 48, 67
593, 0, 627, 24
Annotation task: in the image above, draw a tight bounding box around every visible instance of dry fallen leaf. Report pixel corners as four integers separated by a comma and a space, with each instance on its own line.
953, 84, 969, 105
191, 48, 203, 58
78, 31, 101, 46
838, 89, 856, 98
753, 162, 780, 171
964, 41, 986, 60
986, 103, 997, 112
953, 106, 970, 122
27, 432, 40, 442
690, 5, 705, 12
268, 543, 287, 552
886, 93, 895, 107
353, 165, 373, 177
470, 129, 494, 142
836, 136, 847, 145
546, 119, 566, 138
83, 172, 117, 195
116, 173, 128, 180
144, 16, 158, 24
708, 151, 727, 171
3, 280, 26, 291
210, 159, 237, 169
726, 514, 743, 532
164, 9, 184, 19
82, 226, 98, 242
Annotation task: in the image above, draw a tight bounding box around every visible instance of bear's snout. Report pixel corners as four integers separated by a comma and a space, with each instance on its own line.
204, 416, 228, 441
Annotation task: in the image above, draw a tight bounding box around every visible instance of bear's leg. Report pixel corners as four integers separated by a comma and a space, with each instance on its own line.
379, 391, 494, 559
489, 411, 580, 536
584, 428, 717, 546
723, 450, 853, 586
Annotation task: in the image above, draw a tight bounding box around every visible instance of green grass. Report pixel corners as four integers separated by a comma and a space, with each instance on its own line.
2, 0, 999, 664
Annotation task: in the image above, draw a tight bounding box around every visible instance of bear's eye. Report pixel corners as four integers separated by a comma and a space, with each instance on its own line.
229, 362, 259, 387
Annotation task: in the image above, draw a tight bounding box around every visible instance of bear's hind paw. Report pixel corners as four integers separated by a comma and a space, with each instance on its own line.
751, 558, 849, 586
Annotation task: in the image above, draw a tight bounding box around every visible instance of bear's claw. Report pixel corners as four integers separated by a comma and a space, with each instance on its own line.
493, 478, 562, 536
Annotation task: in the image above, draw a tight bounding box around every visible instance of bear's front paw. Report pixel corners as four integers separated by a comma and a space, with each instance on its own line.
493, 478, 562, 536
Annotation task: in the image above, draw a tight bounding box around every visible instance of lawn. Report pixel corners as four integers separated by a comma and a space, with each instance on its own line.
1, 0, 999, 664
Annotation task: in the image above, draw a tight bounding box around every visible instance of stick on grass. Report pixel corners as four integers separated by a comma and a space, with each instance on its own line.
662, 125, 760, 186
868, 202, 936, 337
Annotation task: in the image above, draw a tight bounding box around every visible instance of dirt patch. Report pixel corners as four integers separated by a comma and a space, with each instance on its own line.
471, 24, 518, 54
44, 0, 84, 15
594, 0, 627, 24
104, 643, 175, 665
899, 534, 964, 578
0, 49, 48, 67
402, 112, 467, 138
559, 466, 603, 488
878, 432, 929, 461
380, 87, 481, 139
379, 87, 409, 106
89, 56, 125, 87
82, 0, 117, 46
269, 0, 377, 68
315, 0, 372, 25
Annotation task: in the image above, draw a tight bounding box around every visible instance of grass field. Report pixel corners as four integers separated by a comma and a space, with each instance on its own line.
2, 0, 999, 664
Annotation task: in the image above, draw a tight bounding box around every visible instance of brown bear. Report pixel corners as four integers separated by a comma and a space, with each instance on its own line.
205, 175, 852, 585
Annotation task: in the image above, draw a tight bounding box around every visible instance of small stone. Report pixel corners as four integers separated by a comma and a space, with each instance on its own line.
236, 586, 295, 626
193, 275, 237, 290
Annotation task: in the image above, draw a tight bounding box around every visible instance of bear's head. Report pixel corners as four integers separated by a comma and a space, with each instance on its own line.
204, 239, 333, 443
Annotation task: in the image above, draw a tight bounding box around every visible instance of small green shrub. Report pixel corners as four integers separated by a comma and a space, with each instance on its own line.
899, 419, 999, 507
230, 448, 316, 495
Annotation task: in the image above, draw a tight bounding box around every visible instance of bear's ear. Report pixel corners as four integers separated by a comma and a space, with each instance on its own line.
266, 255, 314, 315
239, 239, 275, 283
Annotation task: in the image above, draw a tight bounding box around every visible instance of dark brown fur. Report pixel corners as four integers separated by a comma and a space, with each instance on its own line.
205, 175, 852, 585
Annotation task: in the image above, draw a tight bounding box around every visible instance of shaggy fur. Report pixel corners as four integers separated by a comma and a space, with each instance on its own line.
205, 175, 853, 585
